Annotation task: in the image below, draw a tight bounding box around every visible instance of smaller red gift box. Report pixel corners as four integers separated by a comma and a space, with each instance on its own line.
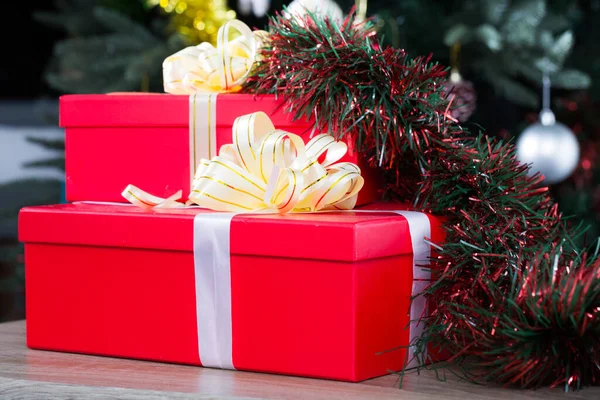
60, 94, 381, 206
19, 202, 444, 382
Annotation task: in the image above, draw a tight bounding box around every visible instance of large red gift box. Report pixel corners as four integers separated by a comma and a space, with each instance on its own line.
19, 202, 444, 382
60, 94, 381, 206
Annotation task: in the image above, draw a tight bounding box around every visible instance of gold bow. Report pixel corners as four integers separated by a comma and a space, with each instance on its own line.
163, 19, 267, 94
123, 112, 364, 213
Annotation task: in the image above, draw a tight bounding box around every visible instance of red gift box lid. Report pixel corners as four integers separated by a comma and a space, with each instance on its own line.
59, 93, 312, 129
18, 203, 443, 262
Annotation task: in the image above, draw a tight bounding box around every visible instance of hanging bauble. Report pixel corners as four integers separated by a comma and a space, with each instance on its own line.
516, 109, 580, 184
516, 75, 580, 185
146, 0, 236, 45
442, 42, 476, 122
284, 0, 344, 23
442, 77, 477, 123
238, 0, 271, 17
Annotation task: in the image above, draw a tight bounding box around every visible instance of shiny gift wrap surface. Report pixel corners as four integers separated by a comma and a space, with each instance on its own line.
19, 202, 444, 382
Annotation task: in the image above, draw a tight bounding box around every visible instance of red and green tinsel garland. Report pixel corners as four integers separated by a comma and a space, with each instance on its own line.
243, 11, 600, 390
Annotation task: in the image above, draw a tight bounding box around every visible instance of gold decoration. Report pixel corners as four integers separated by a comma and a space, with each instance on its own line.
147, 0, 237, 45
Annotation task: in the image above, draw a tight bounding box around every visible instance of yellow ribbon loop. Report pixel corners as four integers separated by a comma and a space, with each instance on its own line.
122, 112, 364, 213
187, 112, 364, 213
163, 20, 267, 94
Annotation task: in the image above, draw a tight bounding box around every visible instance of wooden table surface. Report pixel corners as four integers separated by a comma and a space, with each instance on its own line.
0, 320, 597, 399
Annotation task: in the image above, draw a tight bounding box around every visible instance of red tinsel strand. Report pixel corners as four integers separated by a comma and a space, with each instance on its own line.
243, 11, 600, 390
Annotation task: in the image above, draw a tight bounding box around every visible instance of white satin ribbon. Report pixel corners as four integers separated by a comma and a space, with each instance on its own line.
163, 18, 268, 185
194, 212, 236, 369
390, 211, 432, 369
189, 93, 218, 185
192, 209, 432, 371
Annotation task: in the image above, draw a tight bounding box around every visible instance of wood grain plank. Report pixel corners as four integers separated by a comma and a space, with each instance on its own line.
0, 321, 597, 399
0, 377, 253, 400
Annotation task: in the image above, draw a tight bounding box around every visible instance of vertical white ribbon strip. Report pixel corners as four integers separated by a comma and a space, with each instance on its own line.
193, 212, 237, 369
189, 93, 218, 185
353, 209, 432, 368
389, 211, 431, 369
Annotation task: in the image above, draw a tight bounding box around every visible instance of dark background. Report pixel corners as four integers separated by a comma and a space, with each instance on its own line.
0, 1, 65, 99
0, 0, 279, 99
0, 1, 62, 323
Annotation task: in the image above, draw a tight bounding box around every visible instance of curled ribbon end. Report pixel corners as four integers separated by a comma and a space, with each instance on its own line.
122, 184, 184, 209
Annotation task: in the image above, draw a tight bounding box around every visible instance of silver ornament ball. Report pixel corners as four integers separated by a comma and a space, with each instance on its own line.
516, 112, 580, 184
285, 0, 344, 22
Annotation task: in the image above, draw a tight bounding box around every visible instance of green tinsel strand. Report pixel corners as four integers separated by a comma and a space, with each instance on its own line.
244, 10, 600, 390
